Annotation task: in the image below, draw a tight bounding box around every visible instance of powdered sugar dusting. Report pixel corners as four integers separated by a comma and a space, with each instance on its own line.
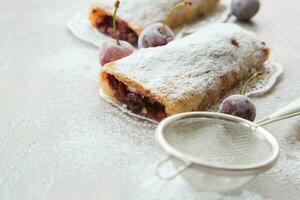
91, 0, 219, 32
103, 23, 268, 103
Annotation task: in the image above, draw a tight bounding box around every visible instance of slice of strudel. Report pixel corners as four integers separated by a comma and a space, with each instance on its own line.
100, 23, 270, 122
89, 0, 219, 45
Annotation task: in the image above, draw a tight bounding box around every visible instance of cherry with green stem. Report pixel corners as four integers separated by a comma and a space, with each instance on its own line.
219, 72, 263, 121
242, 71, 263, 95
113, 0, 120, 45
99, 0, 134, 66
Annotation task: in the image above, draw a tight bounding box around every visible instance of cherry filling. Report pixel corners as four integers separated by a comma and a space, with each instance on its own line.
107, 74, 167, 121
95, 16, 138, 45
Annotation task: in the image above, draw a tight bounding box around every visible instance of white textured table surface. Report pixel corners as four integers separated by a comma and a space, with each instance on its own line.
1, 0, 300, 199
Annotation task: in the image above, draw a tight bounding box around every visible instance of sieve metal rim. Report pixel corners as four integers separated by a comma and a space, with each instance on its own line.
155, 112, 280, 172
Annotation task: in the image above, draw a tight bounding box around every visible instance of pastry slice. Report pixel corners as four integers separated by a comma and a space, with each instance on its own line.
89, 0, 219, 45
100, 23, 270, 122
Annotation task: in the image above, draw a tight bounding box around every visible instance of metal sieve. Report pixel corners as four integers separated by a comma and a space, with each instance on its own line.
155, 98, 300, 192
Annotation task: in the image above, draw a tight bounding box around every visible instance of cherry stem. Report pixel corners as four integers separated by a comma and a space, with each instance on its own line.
223, 13, 232, 23
159, 25, 166, 35
173, 0, 192, 10
113, 0, 120, 45
242, 71, 264, 95
165, 0, 193, 24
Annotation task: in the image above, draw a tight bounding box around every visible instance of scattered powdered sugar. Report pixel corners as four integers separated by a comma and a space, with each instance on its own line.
264, 126, 300, 186
136, 176, 268, 200
267, 152, 300, 185
103, 23, 268, 102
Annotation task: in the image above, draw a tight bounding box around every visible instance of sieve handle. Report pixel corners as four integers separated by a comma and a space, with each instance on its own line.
257, 97, 300, 126
155, 157, 191, 181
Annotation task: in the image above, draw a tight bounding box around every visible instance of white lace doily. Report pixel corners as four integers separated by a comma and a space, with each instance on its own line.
68, 12, 112, 47
68, 5, 284, 124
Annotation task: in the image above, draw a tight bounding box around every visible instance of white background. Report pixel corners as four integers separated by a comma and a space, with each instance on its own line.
1, 0, 300, 199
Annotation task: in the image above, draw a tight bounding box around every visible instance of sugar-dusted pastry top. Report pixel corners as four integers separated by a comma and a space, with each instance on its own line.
90, 0, 219, 34
102, 23, 269, 104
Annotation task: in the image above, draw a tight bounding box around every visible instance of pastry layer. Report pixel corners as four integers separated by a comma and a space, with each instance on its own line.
101, 73, 167, 121
89, 0, 219, 45
100, 23, 270, 121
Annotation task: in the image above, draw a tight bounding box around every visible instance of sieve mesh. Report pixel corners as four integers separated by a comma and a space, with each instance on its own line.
164, 117, 274, 168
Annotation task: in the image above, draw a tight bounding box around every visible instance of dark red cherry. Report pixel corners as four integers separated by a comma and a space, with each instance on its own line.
138, 23, 174, 48
219, 94, 256, 121
231, 0, 260, 22
99, 40, 134, 66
